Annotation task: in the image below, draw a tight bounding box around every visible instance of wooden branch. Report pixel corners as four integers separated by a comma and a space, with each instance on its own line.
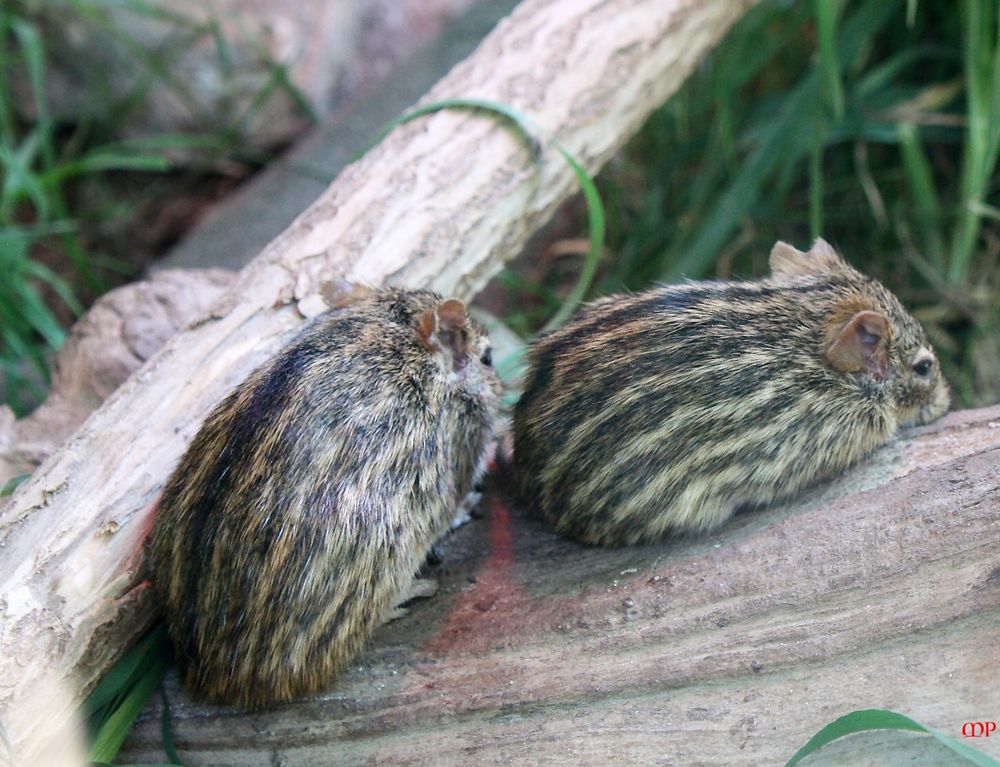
0, 0, 760, 763
120, 406, 1000, 765
0, 269, 234, 485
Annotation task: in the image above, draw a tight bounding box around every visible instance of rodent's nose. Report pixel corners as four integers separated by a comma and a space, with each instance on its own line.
934, 379, 952, 415
913, 382, 951, 426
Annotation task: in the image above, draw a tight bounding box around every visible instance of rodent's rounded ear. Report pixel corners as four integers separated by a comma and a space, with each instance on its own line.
769, 238, 847, 279
825, 310, 890, 381
436, 298, 468, 331
808, 238, 845, 267
416, 298, 471, 370
769, 241, 806, 277
319, 278, 374, 310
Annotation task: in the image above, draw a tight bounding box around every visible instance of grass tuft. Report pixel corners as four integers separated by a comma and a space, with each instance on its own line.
84, 624, 176, 765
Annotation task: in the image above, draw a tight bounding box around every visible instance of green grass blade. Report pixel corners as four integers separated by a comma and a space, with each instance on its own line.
42, 152, 170, 183
809, 96, 826, 239
72, 0, 199, 28
0, 13, 15, 140
949, 0, 1000, 283
660, 90, 813, 279
786, 708, 923, 766
10, 19, 44, 111
84, 625, 180, 765
2, 131, 49, 219
785, 709, 1000, 767
854, 46, 955, 99
10, 17, 52, 169
207, 15, 233, 74
0, 474, 29, 497
363, 97, 544, 160
68, 3, 206, 120
21, 259, 85, 315
1, 323, 47, 381
814, 0, 845, 120
371, 98, 605, 331
967, 200, 1000, 222
13, 282, 65, 348
88, 652, 167, 763
540, 146, 605, 332
897, 122, 945, 268
95, 134, 222, 153
159, 685, 183, 766
244, 33, 318, 125
84, 626, 168, 718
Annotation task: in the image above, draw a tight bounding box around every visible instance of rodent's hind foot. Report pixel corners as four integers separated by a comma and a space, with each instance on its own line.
384, 577, 439, 623
450, 488, 484, 529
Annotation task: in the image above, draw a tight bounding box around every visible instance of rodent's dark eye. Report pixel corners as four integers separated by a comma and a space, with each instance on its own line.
912, 358, 933, 377
480, 347, 493, 367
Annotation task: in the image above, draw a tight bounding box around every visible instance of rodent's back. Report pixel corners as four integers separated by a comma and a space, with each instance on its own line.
513, 240, 949, 545
151, 289, 499, 707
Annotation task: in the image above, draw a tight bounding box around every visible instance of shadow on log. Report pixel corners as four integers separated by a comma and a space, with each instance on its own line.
120, 406, 1000, 766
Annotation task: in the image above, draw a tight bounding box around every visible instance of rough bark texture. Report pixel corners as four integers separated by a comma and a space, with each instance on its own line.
120, 406, 1000, 766
0, 1, 760, 764
0, 269, 234, 485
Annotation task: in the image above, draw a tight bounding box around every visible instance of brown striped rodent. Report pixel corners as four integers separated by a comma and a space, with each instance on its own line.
513, 239, 950, 546
151, 289, 500, 709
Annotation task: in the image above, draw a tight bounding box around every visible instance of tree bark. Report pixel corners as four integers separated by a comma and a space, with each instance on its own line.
0, 269, 234, 485
120, 405, 1000, 766
0, 0, 760, 764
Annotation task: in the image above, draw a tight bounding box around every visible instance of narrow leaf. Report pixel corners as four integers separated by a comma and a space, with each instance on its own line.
785, 709, 1000, 767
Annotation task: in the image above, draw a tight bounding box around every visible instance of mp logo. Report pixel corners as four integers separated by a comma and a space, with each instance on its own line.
962, 721, 997, 738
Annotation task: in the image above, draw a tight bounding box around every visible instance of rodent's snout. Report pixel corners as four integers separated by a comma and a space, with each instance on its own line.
915, 377, 951, 426
897, 371, 951, 427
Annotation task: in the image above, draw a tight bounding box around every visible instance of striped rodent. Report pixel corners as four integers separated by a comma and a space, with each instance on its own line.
151, 289, 501, 709
512, 239, 950, 546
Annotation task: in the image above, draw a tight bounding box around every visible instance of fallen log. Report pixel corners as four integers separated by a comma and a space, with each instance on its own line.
0, 0, 761, 763
120, 405, 1000, 766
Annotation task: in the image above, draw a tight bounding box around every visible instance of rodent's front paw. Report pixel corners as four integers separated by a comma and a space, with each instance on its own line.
384, 577, 440, 623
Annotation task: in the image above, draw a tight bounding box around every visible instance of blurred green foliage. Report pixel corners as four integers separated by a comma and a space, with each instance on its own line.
0, 0, 309, 415
506, 0, 1000, 407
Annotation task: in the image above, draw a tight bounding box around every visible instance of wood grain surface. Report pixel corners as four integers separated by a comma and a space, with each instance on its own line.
120, 405, 1000, 766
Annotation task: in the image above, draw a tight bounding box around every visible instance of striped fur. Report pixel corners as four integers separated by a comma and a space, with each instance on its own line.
513, 240, 950, 546
151, 289, 500, 708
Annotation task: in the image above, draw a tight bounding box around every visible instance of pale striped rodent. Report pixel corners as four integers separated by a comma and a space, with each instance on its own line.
513, 239, 950, 546
151, 289, 501, 709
